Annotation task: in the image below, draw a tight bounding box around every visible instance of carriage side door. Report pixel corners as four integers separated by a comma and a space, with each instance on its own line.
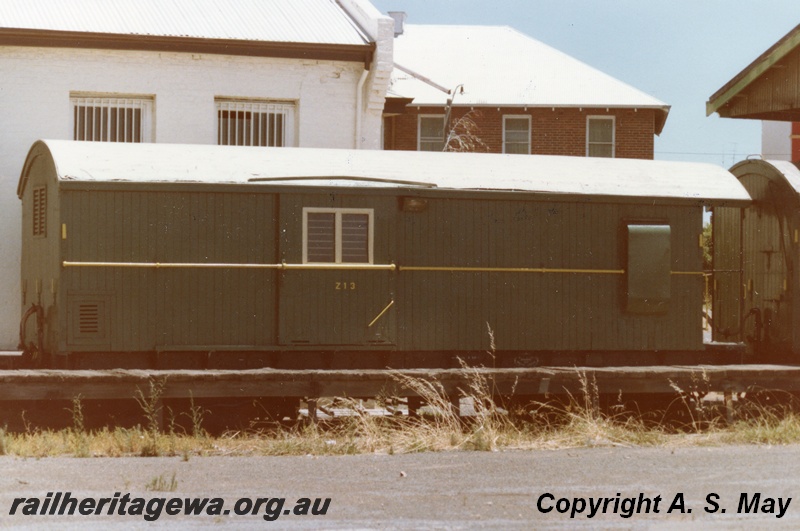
711, 205, 744, 343
278, 198, 396, 347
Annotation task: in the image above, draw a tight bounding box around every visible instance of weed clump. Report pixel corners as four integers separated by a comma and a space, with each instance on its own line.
67, 395, 91, 457
134, 378, 166, 457
146, 472, 178, 492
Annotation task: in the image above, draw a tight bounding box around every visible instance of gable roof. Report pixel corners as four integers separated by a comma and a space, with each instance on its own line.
707, 23, 800, 119
19, 140, 749, 206
389, 24, 671, 134
0, 0, 374, 63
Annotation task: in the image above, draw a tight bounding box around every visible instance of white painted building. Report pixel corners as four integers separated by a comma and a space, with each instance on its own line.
762, 121, 793, 161
0, 0, 393, 349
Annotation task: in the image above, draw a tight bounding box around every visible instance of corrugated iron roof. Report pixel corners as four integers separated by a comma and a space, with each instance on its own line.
707, 23, 800, 118
0, 0, 369, 45
390, 25, 670, 133
22, 140, 749, 206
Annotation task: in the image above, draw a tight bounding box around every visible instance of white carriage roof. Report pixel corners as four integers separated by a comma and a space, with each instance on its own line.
0, 0, 369, 45
731, 158, 800, 196
390, 25, 670, 134
20, 140, 750, 205
770, 160, 800, 195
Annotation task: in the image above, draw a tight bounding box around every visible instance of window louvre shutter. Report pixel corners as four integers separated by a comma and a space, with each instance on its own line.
306, 212, 336, 263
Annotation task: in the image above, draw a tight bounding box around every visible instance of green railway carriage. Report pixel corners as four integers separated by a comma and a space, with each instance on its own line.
18, 140, 749, 369
713, 159, 800, 360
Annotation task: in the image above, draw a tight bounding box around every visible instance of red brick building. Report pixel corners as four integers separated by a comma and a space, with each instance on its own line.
383, 20, 669, 159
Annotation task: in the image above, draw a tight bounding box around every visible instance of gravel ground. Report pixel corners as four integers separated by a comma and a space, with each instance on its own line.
1, 445, 799, 529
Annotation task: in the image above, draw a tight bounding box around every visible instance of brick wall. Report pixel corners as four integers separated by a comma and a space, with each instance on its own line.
385, 106, 656, 159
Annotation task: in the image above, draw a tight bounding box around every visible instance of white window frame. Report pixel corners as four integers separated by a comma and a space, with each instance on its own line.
418, 115, 445, 152
70, 94, 154, 143
216, 99, 296, 147
302, 207, 374, 264
586, 115, 616, 158
502, 115, 531, 154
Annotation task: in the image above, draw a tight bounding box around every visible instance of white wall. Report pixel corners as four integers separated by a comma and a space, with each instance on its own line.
762, 120, 792, 161
339, 0, 394, 150
0, 45, 374, 349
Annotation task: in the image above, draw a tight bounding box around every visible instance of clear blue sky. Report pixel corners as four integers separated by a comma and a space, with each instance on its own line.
370, 0, 800, 167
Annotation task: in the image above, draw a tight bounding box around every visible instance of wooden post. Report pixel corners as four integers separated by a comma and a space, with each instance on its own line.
407, 396, 422, 418
724, 390, 734, 425
450, 395, 461, 417
307, 398, 318, 424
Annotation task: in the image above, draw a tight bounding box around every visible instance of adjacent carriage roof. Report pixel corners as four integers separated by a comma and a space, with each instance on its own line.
729, 158, 800, 198
390, 25, 671, 134
19, 140, 750, 206
0, 0, 369, 45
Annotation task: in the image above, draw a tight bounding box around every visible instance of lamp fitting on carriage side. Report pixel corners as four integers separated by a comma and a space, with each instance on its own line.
401, 197, 428, 212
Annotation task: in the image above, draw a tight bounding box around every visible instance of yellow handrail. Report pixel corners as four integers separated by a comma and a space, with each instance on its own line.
62, 261, 397, 271
368, 300, 395, 328
398, 266, 624, 274
62, 261, 703, 276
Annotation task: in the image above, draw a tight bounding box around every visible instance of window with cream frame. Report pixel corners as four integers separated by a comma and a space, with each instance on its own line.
303, 208, 374, 264
586, 116, 615, 158
418, 115, 445, 151
503, 115, 531, 154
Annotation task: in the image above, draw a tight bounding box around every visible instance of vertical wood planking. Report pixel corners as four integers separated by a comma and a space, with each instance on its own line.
58, 183, 706, 355
64, 188, 278, 352
396, 197, 701, 353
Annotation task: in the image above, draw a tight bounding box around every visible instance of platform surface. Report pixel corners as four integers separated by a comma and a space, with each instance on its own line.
0, 365, 796, 401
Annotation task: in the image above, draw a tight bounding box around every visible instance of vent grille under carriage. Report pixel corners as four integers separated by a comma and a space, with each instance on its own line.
78, 303, 100, 335
67, 295, 110, 347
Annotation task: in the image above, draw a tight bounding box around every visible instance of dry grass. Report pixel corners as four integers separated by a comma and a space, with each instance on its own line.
146, 472, 178, 492
2, 369, 800, 457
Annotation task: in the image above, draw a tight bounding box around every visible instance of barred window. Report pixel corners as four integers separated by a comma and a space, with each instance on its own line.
71, 96, 153, 142
33, 186, 46, 238
418, 115, 445, 152
303, 208, 373, 264
216, 100, 295, 147
587, 116, 615, 158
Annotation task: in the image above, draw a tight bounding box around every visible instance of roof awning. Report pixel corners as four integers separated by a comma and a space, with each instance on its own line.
707, 23, 800, 119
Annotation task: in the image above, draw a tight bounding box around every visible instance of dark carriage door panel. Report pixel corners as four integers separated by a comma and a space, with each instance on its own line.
741, 200, 793, 347
712, 206, 744, 343
278, 205, 395, 347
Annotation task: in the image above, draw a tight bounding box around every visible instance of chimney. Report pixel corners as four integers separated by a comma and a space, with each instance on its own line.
387, 11, 406, 37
